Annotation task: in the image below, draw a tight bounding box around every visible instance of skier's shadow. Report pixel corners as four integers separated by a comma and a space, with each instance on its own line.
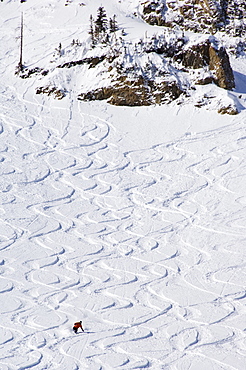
83, 331, 95, 334
75, 331, 95, 334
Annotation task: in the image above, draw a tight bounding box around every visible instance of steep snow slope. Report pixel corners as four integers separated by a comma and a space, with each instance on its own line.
0, 1, 246, 369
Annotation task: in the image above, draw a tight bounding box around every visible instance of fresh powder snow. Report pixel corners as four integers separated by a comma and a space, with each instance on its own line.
0, 1, 246, 369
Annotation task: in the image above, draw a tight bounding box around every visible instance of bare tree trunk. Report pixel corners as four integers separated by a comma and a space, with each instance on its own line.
18, 12, 24, 72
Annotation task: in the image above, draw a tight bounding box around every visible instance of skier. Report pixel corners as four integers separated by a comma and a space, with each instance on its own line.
73, 321, 84, 334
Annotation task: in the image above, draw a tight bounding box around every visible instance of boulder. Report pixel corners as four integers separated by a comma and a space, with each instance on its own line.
175, 41, 210, 68
175, 39, 235, 90
209, 45, 235, 89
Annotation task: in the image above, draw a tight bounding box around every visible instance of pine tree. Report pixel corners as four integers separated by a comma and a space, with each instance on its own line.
109, 15, 118, 33
89, 15, 96, 47
95, 6, 108, 37
56, 43, 62, 57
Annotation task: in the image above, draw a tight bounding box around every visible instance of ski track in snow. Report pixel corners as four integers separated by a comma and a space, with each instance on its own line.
1, 85, 246, 370
0, 1, 246, 370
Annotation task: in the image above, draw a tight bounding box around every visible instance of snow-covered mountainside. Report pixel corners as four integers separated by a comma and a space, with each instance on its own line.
0, 0, 246, 369
12, 0, 246, 113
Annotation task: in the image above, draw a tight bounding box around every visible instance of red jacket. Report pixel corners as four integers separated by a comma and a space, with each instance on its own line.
73, 322, 83, 329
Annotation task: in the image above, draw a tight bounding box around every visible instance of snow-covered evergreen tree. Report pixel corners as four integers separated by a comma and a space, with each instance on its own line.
95, 7, 108, 37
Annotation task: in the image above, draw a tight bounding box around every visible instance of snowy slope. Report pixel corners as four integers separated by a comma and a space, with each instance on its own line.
0, 1, 246, 369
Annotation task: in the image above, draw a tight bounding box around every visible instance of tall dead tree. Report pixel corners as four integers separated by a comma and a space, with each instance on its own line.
17, 12, 24, 73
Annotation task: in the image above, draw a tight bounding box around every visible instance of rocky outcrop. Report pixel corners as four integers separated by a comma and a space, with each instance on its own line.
77, 34, 235, 107
140, 0, 246, 36
16, 66, 49, 78
78, 75, 183, 106
175, 39, 235, 89
140, 1, 166, 26
175, 41, 211, 69
208, 45, 235, 89
57, 55, 106, 69
36, 86, 66, 99
218, 105, 238, 115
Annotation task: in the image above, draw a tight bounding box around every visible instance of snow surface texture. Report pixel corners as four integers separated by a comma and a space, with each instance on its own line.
0, 1, 246, 369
